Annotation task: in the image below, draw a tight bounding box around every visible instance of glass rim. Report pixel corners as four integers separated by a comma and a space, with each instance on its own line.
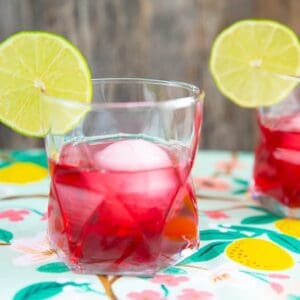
45, 77, 204, 111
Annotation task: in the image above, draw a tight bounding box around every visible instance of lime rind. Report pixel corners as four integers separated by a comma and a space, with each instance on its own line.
209, 19, 300, 108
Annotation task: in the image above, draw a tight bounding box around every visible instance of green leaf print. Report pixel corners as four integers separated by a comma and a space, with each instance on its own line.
11, 150, 48, 168
232, 188, 248, 195
219, 224, 264, 236
14, 281, 97, 300
13, 282, 65, 300
179, 241, 231, 264
0, 228, 13, 243
37, 262, 69, 273
241, 214, 281, 225
163, 266, 187, 274
288, 295, 300, 300
247, 205, 274, 213
200, 229, 247, 241
161, 284, 169, 297
232, 177, 249, 187
0, 161, 10, 168
267, 231, 300, 254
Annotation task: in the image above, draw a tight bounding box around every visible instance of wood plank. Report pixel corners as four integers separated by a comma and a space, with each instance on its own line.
0, 0, 297, 150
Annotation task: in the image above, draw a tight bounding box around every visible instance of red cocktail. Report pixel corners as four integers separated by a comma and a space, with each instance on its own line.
48, 139, 198, 275
46, 78, 203, 275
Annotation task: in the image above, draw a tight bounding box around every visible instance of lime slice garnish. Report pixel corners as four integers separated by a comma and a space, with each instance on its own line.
41, 95, 90, 135
0, 31, 92, 136
210, 20, 300, 108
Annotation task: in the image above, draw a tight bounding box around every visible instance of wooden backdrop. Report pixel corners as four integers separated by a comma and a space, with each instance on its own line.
0, 0, 299, 150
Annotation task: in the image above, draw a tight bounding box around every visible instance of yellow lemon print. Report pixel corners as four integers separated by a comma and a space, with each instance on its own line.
0, 162, 48, 184
226, 238, 294, 271
275, 219, 300, 238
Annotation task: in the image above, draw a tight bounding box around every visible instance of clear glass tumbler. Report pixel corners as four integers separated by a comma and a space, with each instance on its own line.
252, 84, 300, 218
45, 78, 204, 275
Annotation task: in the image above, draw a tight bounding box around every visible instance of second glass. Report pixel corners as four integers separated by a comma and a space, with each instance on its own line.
45, 78, 203, 275
252, 84, 300, 218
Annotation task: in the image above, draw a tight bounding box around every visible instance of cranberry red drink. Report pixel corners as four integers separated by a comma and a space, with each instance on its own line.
46, 79, 203, 275
252, 85, 300, 218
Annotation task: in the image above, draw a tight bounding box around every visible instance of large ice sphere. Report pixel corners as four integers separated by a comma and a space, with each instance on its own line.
95, 139, 172, 171
95, 139, 179, 205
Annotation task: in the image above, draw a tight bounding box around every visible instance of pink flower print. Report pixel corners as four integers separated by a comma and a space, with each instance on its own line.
205, 210, 229, 220
41, 212, 48, 221
0, 209, 29, 221
177, 288, 214, 300
127, 290, 165, 300
268, 273, 290, 279
151, 274, 189, 286
270, 282, 284, 294
215, 156, 242, 173
193, 177, 230, 191
11, 232, 57, 266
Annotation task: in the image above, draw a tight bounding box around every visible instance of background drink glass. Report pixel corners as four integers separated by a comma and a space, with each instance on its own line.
45, 78, 203, 275
252, 83, 300, 218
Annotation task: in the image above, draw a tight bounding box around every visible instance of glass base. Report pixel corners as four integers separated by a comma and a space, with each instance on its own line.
251, 192, 300, 218
55, 242, 199, 276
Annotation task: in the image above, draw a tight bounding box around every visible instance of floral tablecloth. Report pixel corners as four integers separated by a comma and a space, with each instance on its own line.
1, 150, 300, 300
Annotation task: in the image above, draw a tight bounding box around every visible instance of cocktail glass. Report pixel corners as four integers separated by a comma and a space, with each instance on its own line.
45, 78, 204, 275
252, 83, 300, 218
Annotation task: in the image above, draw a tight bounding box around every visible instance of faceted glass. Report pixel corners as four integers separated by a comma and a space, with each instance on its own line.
45, 78, 204, 275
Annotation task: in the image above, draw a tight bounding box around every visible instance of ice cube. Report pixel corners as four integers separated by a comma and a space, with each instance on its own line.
95, 139, 172, 171
59, 142, 93, 167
